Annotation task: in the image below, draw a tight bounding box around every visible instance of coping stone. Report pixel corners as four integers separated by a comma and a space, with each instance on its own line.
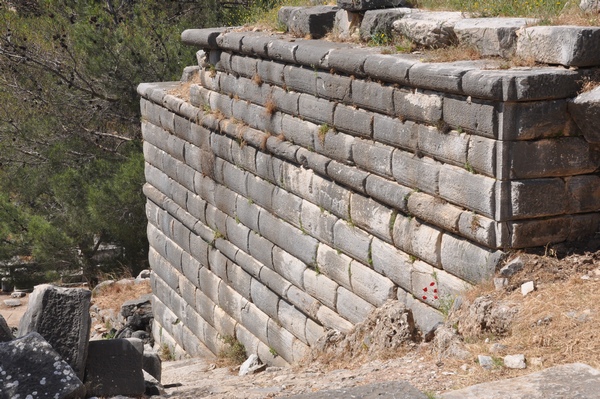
338, 0, 412, 11
360, 8, 413, 41
393, 11, 463, 48
287, 6, 339, 40
516, 26, 600, 67
454, 18, 534, 58
568, 86, 600, 143
442, 363, 600, 399
181, 28, 227, 49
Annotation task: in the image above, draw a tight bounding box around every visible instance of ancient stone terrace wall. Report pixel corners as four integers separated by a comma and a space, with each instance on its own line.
138, 29, 600, 364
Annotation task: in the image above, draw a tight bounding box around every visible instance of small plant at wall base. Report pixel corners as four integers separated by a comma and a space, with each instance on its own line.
218, 335, 247, 366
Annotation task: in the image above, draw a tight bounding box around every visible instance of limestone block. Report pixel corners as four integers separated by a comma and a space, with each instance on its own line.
328, 47, 379, 77
438, 164, 496, 218
287, 6, 338, 39
408, 61, 486, 94
394, 89, 443, 124
266, 136, 300, 163
273, 247, 307, 289
371, 237, 412, 292
500, 100, 569, 141
271, 86, 300, 116
195, 173, 217, 205
219, 283, 249, 323
566, 175, 600, 213
305, 318, 327, 346
393, 11, 463, 48
0, 332, 84, 399
457, 211, 497, 249
258, 341, 291, 367
267, 38, 298, 64
350, 193, 395, 242
333, 219, 373, 263
333, 9, 361, 40
393, 216, 442, 268
18, 285, 91, 380
299, 94, 335, 125
338, 0, 412, 11
304, 268, 339, 309
240, 301, 269, 343
508, 217, 571, 248
316, 305, 354, 333
333, 104, 374, 138
500, 178, 566, 220
569, 86, 600, 143
267, 319, 297, 364
247, 175, 275, 212
260, 267, 292, 298
272, 187, 303, 228
181, 28, 226, 49
441, 234, 504, 284
443, 95, 498, 138
373, 114, 418, 151
467, 135, 496, 177
294, 39, 350, 69
240, 32, 270, 58
257, 59, 285, 86
455, 18, 533, 58
516, 26, 600, 67
350, 261, 396, 306
327, 161, 369, 194
198, 266, 221, 305
317, 244, 353, 290
229, 54, 258, 79
316, 71, 353, 102
172, 219, 191, 253
407, 192, 462, 234
225, 217, 250, 254
236, 324, 260, 357
250, 278, 279, 320
205, 205, 228, 239
336, 286, 376, 324
391, 150, 441, 196
353, 139, 394, 178
286, 285, 320, 317
301, 200, 338, 246
226, 262, 252, 302
359, 8, 413, 41
365, 174, 411, 213
312, 174, 352, 220
569, 213, 600, 242
363, 53, 418, 85
313, 129, 354, 165
282, 114, 317, 149
150, 248, 180, 292
278, 300, 308, 343
417, 125, 469, 167
236, 195, 261, 232
208, 247, 229, 282
406, 295, 444, 340
85, 339, 145, 398
236, 249, 263, 280
352, 79, 394, 114
216, 31, 245, 52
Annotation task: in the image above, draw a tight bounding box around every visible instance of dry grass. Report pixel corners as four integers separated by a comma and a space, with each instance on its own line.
91, 280, 152, 313
420, 44, 482, 63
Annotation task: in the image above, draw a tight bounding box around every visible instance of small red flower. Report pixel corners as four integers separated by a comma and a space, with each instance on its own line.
434, 296, 439, 300
430, 282, 435, 286
433, 289, 438, 293
423, 287, 428, 292
422, 296, 427, 300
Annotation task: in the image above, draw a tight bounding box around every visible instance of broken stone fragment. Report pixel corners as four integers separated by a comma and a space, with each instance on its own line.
18, 284, 92, 381
0, 332, 84, 399
504, 354, 527, 369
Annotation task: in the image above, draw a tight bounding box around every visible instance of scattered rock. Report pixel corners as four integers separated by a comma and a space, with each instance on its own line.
0, 314, 13, 342
3, 298, 22, 307
581, 0, 600, 12
494, 277, 508, 290
18, 284, 92, 380
432, 326, 471, 361
143, 350, 163, 382
136, 269, 151, 280
239, 354, 265, 376
529, 357, 544, 367
0, 332, 84, 399
504, 354, 526, 369
92, 279, 115, 296
11, 291, 26, 298
478, 355, 494, 370
489, 343, 507, 354
500, 257, 524, 277
84, 338, 145, 397
115, 294, 154, 345
449, 295, 517, 339
521, 281, 535, 296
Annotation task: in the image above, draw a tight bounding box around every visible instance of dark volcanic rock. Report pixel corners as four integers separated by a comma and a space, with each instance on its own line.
0, 314, 12, 342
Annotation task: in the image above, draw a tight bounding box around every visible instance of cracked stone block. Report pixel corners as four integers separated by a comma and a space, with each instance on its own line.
454, 18, 535, 58
393, 11, 463, 48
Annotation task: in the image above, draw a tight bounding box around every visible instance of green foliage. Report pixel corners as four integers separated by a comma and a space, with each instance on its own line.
219, 335, 247, 365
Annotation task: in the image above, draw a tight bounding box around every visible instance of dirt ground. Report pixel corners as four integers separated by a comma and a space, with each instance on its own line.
0, 291, 29, 329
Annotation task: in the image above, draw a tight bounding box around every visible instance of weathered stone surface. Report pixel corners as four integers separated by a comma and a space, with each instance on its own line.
454, 18, 533, 57
360, 8, 413, 41
85, 338, 145, 397
569, 86, 600, 143
338, 0, 412, 11
393, 11, 463, 48
442, 363, 600, 399
0, 332, 84, 399
440, 234, 504, 284
287, 6, 338, 39
516, 26, 600, 67
18, 284, 91, 380
504, 354, 526, 369
363, 54, 418, 85
333, 9, 361, 40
